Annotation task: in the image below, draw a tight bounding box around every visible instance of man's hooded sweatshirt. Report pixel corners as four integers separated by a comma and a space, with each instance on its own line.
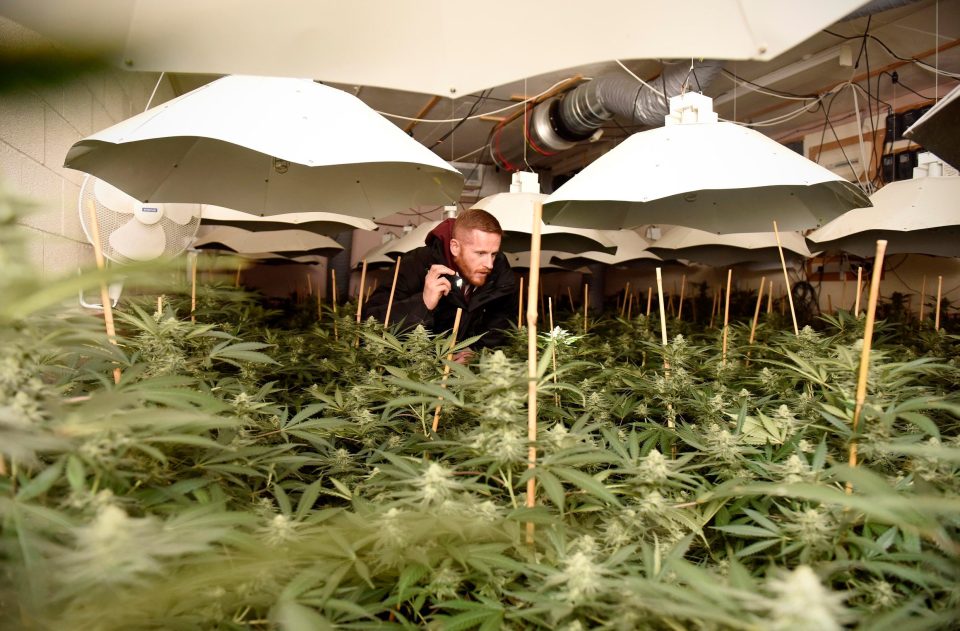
365, 219, 517, 349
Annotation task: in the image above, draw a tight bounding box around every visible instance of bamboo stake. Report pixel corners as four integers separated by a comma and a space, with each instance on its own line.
721, 269, 733, 366
235, 261, 242, 287
748, 277, 766, 345
383, 256, 402, 329
848, 240, 888, 493
841, 269, 847, 312
431, 308, 463, 433
656, 269, 669, 354
526, 202, 544, 545
317, 288, 323, 321
676, 275, 686, 320
331, 268, 339, 340
627, 291, 634, 320
517, 276, 524, 329
567, 286, 575, 312
157, 295, 163, 314
935, 275, 943, 330
85, 198, 122, 384
772, 221, 799, 336
306, 271, 313, 297
356, 259, 368, 324
855, 267, 863, 316
919, 274, 927, 324
190, 251, 198, 323
548, 296, 555, 331
767, 282, 774, 314
667, 293, 675, 317
646, 287, 653, 316
621, 282, 631, 317
583, 283, 589, 333
656, 268, 674, 437
709, 287, 719, 329
540, 283, 546, 323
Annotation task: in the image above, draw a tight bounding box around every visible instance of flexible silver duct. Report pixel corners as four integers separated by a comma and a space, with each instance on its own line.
490, 59, 724, 171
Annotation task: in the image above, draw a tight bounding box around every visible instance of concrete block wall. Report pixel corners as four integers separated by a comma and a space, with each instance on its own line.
0, 16, 175, 279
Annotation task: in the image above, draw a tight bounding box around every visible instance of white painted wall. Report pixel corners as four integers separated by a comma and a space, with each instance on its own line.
0, 16, 174, 279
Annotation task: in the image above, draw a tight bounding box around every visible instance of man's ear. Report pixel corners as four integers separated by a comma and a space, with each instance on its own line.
450, 238, 461, 257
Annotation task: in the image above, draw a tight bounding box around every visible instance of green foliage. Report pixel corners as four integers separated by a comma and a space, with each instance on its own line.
2, 200, 959, 630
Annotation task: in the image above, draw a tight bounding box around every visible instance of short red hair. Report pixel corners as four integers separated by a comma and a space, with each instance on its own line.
454, 208, 502, 240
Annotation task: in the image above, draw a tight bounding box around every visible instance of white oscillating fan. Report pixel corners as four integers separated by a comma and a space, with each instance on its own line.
79, 175, 202, 262
77, 175, 201, 307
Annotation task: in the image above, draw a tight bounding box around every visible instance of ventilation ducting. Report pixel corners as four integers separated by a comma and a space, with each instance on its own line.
490, 59, 725, 171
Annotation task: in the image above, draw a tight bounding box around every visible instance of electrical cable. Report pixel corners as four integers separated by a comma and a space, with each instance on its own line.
376, 78, 576, 123
429, 89, 490, 148
720, 69, 817, 101
821, 29, 960, 78
862, 17, 877, 188
615, 60, 665, 97
878, 71, 935, 100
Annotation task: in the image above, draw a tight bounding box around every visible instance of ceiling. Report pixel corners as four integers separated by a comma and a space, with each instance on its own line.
167, 0, 957, 190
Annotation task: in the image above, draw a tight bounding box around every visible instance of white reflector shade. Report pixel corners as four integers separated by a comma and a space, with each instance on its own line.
807, 176, 960, 258
64, 76, 463, 217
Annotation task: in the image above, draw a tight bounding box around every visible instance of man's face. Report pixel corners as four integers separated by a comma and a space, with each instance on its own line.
450, 228, 501, 287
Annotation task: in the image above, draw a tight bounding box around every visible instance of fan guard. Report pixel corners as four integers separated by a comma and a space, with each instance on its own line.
78, 176, 202, 263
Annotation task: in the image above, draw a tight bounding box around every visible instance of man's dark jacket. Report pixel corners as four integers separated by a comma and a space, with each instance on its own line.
365, 221, 517, 349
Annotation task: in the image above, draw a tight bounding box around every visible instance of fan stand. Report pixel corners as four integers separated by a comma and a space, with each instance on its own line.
84, 198, 122, 385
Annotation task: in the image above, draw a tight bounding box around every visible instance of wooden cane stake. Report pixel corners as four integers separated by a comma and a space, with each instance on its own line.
848, 240, 888, 493
583, 283, 589, 333
767, 282, 774, 314
431, 308, 463, 434
919, 274, 927, 324
355, 259, 368, 345
540, 283, 546, 323
855, 267, 863, 317
517, 276, 524, 330
721, 269, 733, 366
383, 256, 402, 330
676, 275, 686, 320
709, 287, 719, 329
656, 269, 669, 352
84, 199, 122, 385
567, 286, 575, 312
646, 286, 653, 316
627, 292, 634, 320
356, 259, 368, 323
235, 261, 242, 287
306, 271, 313, 297
935, 275, 943, 331
772, 221, 799, 336
748, 277, 766, 345
841, 269, 847, 312
656, 268, 674, 437
526, 202, 544, 545
621, 282, 631, 317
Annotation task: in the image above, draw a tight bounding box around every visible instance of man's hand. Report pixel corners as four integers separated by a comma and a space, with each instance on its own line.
452, 349, 475, 365
423, 264, 456, 310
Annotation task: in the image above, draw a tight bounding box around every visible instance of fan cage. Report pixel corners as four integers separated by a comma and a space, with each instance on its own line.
78, 177, 201, 263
